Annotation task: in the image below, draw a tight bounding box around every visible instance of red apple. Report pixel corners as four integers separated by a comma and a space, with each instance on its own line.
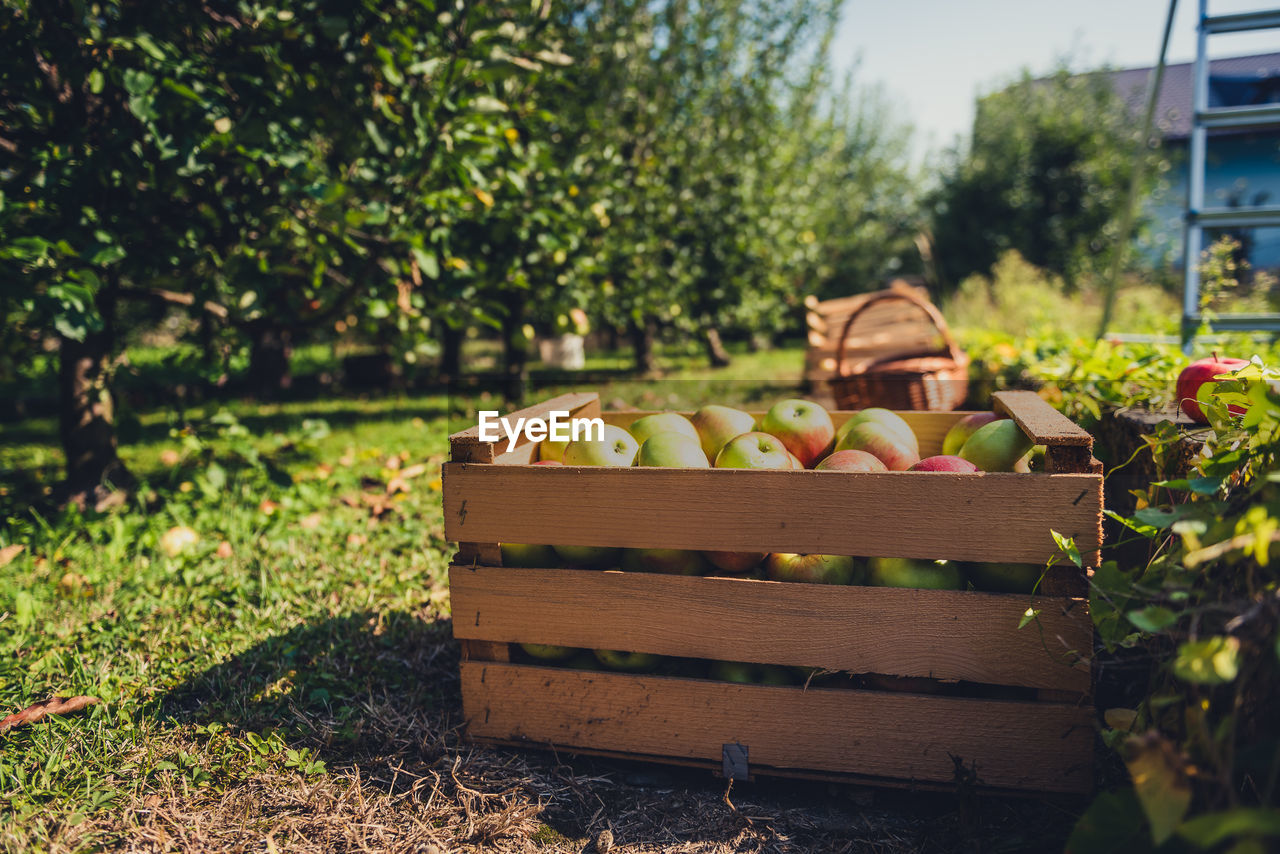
834, 421, 920, 470
714, 432, 792, 469
532, 460, 563, 466
814, 450, 888, 472
765, 553, 864, 585
620, 548, 709, 575
1177, 355, 1250, 423
786, 451, 805, 470
690, 405, 757, 461
909, 455, 979, 473
702, 550, 767, 573
761, 399, 836, 468
941, 412, 1003, 457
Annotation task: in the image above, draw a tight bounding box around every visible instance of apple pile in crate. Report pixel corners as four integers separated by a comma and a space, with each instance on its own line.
507, 398, 1051, 678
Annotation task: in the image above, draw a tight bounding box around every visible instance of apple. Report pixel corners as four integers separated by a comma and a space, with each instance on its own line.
836, 408, 919, 456
564, 651, 603, 671
689, 405, 757, 461
500, 542, 559, 568
834, 421, 919, 470
620, 548, 709, 575
867, 557, 965, 590
967, 562, 1044, 594
909, 455, 979, 473
539, 437, 569, 463
710, 661, 796, 685
520, 643, 576, 661
765, 553, 864, 585
714, 432, 792, 469
593, 649, 662, 672
941, 412, 1003, 457
1177, 355, 1250, 423
814, 450, 888, 472
532, 460, 563, 466
760, 399, 836, 468
958, 419, 1033, 472
629, 412, 701, 446
702, 550, 767, 574
552, 544, 620, 569
636, 432, 710, 468
563, 424, 639, 466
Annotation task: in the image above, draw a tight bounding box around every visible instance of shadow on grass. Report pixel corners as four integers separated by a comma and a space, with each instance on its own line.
158, 611, 1081, 853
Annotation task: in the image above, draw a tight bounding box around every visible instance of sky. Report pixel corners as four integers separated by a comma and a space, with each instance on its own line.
832, 0, 1280, 165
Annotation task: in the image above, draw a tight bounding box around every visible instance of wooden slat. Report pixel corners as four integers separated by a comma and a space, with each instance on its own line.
450, 567, 1091, 690
460, 640, 510, 662
443, 464, 1103, 565
449, 392, 600, 462
460, 663, 1095, 793
994, 391, 1093, 447
455, 542, 502, 564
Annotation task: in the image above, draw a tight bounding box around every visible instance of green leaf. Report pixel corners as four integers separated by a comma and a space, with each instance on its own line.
1051, 529, 1082, 567
1172, 636, 1240, 685
14, 590, 35, 628
1150, 476, 1223, 495
1066, 788, 1154, 854
1126, 606, 1179, 634
1178, 808, 1280, 848
411, 248, 439, 279
1018, 607, 1041, 629
87, 69, 104, 94
1123, 735, 1191, 846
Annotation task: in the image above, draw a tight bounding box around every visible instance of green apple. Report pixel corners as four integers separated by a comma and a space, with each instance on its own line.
593, 649, 662, 672
636, 432, 710, 468
765, 553, 864, 585
538, 436, 570, 463
958, 419, 1034, 473
563, 424, 639, 466
837, 408, 919, 456
520, 643, 576, 661
714, 432, 791, 469
500, 542, 559, 568
761, 399, 836, 469
620, 548, 709, 575
941, 412, 1002, 457
709, 661, 797, 685
689, 405, 757, 461
867, 557, 965, 590
834, 421, 919, 470
628, 412, 700, 446
966, 562, 1044, 594
552, 544, 620, 569
703, 550, 767, 574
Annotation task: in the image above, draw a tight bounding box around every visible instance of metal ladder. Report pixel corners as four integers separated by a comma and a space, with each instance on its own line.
1181, 1, 1280, 349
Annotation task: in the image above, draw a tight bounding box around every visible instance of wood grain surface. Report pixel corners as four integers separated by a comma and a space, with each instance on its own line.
460, 663, 1095, 793
450, 567, 1090, 690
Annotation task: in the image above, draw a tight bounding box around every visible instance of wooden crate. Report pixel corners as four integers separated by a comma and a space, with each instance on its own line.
443, 390, 1102, 794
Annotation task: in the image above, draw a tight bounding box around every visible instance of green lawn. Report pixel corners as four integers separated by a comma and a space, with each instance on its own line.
1, 345, 1082, 852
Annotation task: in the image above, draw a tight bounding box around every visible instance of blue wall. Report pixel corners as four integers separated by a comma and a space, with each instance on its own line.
1139, 132, 1280, 272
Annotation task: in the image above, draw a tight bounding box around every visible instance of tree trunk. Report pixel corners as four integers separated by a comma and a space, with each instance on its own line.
247, 322, 293, 396
703, 327, 731, 368
501, 311, 529, 407
440, 323, 464, 381
630, 318, 657, 375
57, 330, 132, 509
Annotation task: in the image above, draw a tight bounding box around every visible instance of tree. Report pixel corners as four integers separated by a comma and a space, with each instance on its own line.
928, 66, 1167, 290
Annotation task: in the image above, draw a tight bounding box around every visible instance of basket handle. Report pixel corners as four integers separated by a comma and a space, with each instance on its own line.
832, 288, 965, 378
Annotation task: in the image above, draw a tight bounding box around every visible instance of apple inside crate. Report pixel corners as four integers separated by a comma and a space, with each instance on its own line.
444, 391, 1102, 794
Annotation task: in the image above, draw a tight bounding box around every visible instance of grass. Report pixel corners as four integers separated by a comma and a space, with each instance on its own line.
0, 344, 1083, 853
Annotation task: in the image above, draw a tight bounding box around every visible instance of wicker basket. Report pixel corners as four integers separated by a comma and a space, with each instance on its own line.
828, 288, 969, 411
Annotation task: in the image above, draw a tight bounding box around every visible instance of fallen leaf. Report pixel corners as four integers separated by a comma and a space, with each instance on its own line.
314, 463, 333, 480
300, 513, 323, 530
0, 544, 25, 568
398, 463, 428, 480
346, 533, 367, 547
216, 541, 233, 559
428, 477, 442, 492
259, 500, 280, 516
159, 449, 181, 466
160, 526, 200, 557
338, 452, 355, 467
179, 481, 194, 493
384, 455, 402, 471
0, 696, 100, 734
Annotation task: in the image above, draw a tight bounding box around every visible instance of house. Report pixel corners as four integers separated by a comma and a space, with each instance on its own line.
1110, 52, 1280, 272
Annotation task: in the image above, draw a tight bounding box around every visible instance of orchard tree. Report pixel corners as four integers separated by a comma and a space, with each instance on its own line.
928, 65, 1168, 289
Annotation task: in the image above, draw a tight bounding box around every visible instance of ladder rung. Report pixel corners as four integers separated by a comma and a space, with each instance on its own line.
1190, 205, 1280, 228
1198, 104, 1280, 129
1203, 9, 1280, 33
1185, 313, 1280, 333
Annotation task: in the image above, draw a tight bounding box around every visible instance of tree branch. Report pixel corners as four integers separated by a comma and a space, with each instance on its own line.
117, 285, 229, 319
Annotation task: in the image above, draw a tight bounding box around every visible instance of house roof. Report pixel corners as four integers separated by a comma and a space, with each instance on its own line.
1111, 51, 1280, 139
